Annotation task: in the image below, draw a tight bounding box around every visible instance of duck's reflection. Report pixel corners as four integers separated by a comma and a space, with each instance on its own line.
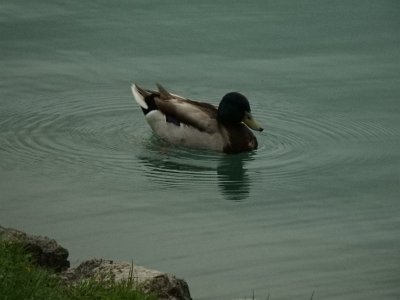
216, 152, 254, 201
137, 147, 255, 201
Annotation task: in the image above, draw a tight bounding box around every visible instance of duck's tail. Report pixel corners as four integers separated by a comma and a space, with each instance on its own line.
131, 83, 149, 110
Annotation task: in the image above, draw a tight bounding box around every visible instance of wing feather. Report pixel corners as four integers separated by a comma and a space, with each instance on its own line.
133, 83, 219, 133
155, 96, 219, 133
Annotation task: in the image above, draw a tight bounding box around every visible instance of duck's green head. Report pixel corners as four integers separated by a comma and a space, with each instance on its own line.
217, 92, 263, 131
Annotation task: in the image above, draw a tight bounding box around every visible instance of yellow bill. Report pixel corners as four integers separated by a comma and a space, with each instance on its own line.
242, 112, 263, 132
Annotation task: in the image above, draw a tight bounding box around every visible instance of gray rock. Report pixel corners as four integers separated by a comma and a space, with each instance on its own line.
0, 225, 70, 272
0, 226, 192, 300
61, 258, 192, 300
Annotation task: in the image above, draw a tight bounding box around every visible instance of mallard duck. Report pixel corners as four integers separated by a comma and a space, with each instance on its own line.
131, 83, 263, 153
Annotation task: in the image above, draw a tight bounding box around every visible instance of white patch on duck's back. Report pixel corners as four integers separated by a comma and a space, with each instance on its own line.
145, 110, 226, 151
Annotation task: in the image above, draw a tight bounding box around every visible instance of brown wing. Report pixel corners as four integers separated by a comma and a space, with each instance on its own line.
155, 96, 219, 133
136, 83, 219, 133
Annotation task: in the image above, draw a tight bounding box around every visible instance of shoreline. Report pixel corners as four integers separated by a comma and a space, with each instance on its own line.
0, 225, 192, 300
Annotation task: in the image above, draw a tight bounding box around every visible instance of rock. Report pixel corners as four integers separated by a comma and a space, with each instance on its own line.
0, 225, 192, 300
61, 258, 192, 300
0, 225, 70, 272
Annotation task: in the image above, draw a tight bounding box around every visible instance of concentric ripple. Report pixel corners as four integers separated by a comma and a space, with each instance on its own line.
249, 106, 398, 185
0, 89, 146, 175
1, 90, 398, 200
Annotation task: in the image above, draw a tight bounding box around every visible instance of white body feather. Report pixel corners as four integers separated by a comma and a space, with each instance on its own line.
145, 110, 226, 151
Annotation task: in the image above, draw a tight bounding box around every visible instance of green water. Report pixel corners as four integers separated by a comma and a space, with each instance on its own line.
1, 1, 399, 299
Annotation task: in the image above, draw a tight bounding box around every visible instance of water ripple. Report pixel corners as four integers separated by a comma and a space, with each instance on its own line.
1, 94, 397, 199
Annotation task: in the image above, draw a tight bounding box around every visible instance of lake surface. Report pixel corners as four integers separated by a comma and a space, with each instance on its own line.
1, 1, 399, 299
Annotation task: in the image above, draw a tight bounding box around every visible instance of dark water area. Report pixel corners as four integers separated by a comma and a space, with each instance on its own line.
1, 1, 400, 299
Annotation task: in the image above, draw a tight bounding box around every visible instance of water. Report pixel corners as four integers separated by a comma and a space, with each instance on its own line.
1, 1, 400, 299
